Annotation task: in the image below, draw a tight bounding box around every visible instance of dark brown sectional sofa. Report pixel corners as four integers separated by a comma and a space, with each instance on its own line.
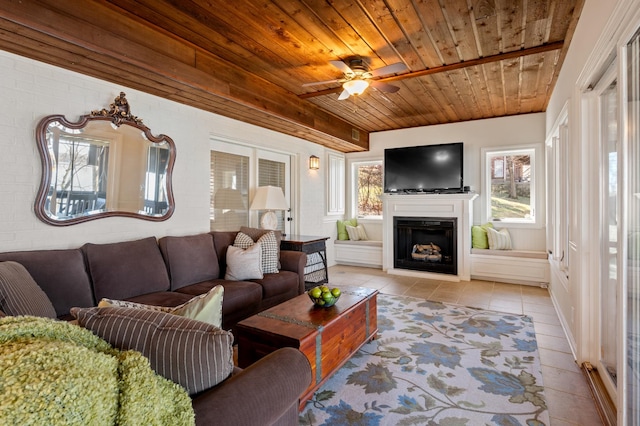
0, 231, 312, 426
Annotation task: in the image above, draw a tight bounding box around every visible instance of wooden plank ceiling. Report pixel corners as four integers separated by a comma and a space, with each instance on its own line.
0, 0, 583, 152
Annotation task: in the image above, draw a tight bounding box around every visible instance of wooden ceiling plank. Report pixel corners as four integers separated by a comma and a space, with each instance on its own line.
412, 0, 459, 66
548, 0, 578, 41
393, 79, 450, 125
482, 61, 508, 116
328, 0, 405, 70
358, 0, 428, 70
463, 65, 495, 118
495, 0, 524, 51
102, 0, 317, 92
519, 55, 544, 113
468, 0, 501, 57
501, 57, 523, 115
440, 0, 481, 61
299, 0, 379, 59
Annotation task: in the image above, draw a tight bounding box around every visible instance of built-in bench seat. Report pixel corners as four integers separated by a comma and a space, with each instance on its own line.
334, 240, 382, 268
470, 248, 550, 286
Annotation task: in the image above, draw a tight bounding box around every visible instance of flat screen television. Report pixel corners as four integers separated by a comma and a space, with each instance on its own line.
384, 142, 464, 193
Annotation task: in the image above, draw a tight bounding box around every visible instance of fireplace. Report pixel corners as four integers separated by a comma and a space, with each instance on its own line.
382, 192, 477, 281
394, 217, 457, 275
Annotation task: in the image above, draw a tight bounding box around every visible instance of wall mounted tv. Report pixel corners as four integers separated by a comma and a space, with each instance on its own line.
384, 142, 464, 193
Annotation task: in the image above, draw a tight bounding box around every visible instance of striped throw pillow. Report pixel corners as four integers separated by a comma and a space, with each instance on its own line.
71, 306, 234, 395
0, 261, 57, 318
486, 227, 512, 250
345, 224, 369, 241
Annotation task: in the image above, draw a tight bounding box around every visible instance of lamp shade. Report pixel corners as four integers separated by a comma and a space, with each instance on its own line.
249, 186, 288, 211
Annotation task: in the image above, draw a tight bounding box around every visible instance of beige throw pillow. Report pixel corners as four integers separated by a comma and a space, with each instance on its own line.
233, 231, 279, 274
486, 227, 512, 250
345, 224, 369, 241
225, 243, 263, 280
98, 285, 224, 328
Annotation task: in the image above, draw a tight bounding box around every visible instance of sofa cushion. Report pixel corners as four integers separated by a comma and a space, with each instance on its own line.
225, 244, 263, 281
211, 231, 238, 274
253, 270, 300, 301
158, 233, 220, 291
234, 231, 279, 274
71, 306, 234, 396
82, 237, 170, 301
0, 261, 57, 318
99, 285, 224, 328
0, 249, 94, 316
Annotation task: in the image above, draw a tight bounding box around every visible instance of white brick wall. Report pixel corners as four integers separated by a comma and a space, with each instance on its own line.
0, 51, 331, 252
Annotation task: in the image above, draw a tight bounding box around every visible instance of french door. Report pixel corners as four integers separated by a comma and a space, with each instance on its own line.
209, 138, 292, 235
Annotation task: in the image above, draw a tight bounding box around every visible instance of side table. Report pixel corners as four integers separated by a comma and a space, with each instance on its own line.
281, 235, 329, 291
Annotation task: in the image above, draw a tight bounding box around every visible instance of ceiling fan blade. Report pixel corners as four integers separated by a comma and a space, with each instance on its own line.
337, 89, 351, 100
330, 60, 354, 75
302, 79, 341, 87
369, 62, 408, 78
370, 80, 400, 93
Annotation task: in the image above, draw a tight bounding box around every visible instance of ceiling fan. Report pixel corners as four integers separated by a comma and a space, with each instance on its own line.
303, 57, 408, 100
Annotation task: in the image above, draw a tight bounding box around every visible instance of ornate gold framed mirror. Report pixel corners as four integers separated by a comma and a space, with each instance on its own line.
35, 92, 176, 226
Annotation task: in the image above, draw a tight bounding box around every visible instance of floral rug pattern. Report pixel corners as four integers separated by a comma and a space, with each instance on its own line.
299, 294, 548, 426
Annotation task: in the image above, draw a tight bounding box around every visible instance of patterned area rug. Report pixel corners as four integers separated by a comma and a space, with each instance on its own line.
299, 294, 549, 426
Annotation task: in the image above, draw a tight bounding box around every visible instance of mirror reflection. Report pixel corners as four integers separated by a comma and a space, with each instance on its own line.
35, 93, 175, 225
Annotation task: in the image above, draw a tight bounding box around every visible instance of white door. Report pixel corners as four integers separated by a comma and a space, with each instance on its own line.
209, 138, 293, 235
255, 149, 292, 235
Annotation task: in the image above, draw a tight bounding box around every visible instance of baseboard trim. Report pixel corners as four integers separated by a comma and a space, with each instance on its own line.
582, 362, 617, 426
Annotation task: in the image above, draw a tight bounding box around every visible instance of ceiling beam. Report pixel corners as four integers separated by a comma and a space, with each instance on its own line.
298, 41, 565, 99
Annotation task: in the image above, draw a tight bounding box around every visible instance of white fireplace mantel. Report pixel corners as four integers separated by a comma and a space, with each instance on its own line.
381, 192, 478, 281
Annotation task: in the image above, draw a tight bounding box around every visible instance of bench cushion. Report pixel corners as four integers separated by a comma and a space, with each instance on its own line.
471, 248, 547, 260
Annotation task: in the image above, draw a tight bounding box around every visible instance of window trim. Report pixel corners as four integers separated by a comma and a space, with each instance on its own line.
481, 143, 543, 228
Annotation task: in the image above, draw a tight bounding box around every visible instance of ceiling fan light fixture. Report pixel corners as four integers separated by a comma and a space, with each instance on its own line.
343, 79, 369, 95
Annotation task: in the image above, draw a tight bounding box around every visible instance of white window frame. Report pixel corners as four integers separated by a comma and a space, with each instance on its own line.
481, 143, 543, 228
351, 159, 383, 220
326, 152, 345, 215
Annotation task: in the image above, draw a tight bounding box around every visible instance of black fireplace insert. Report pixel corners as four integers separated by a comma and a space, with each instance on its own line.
393, 216, 457, 275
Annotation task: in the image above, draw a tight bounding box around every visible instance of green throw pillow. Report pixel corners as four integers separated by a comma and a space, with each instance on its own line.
337, 218, 358, 240
471, 222, 494, 249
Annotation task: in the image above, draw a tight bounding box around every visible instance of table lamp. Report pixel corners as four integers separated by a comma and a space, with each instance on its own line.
249, 186, 288, 230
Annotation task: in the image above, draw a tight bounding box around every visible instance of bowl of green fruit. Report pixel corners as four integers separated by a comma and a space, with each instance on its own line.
307, 285, 341, 308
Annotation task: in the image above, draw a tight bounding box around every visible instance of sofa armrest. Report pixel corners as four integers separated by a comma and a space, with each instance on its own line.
280, 250, 307, 294
192, 347, 311, 426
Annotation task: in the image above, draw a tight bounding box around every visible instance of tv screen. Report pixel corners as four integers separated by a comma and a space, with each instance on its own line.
384, 142, 463, 193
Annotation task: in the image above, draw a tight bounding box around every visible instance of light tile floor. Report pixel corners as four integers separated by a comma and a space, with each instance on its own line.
328, 264, 603, 426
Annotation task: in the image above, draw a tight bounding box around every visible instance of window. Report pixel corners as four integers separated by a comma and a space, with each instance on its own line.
209, 150, 249, 231
482, 146, 540, 225
352, 161, 383, 218
327, 153, 345, 215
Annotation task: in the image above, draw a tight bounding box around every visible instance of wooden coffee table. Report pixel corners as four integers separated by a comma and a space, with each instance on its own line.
236, 286, 378, 407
